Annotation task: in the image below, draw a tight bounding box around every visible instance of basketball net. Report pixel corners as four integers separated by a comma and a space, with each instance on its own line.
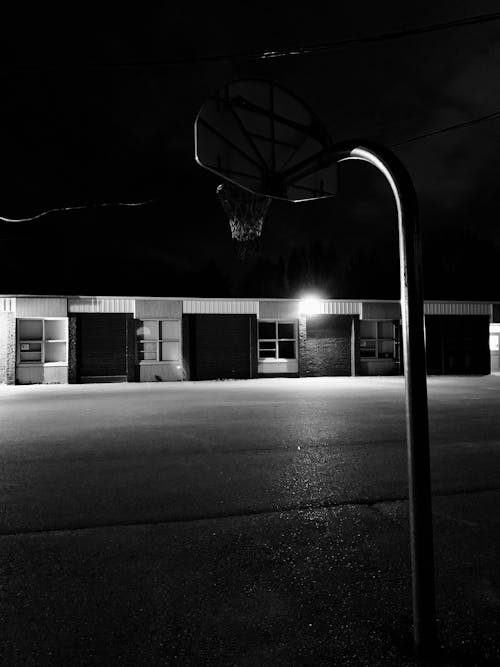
217, 182, 271, 259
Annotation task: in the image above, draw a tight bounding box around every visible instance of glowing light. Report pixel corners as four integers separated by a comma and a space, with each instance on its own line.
298, 296, 323, 317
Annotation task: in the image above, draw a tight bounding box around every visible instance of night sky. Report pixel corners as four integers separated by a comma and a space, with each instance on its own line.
2, 3, 500, 300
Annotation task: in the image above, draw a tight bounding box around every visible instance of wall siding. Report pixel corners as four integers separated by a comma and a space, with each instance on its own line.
321, 301, 362, 315
360, 359, 400, 376
183, 300, 259, 315
258, 360, 298, 375
259, 301, 299, 320
424, 302, 491, 316
139, 364, 184, 382
42, 366, 68, 384
16, 298, 67, 318
362, 302, 401, 320
68, 298, 135, 314
16, 365, 68, 385
16, 366, 43, 384
135, 300, 182, 319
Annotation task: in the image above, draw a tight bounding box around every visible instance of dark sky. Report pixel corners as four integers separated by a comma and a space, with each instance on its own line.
2, 3, 500, 299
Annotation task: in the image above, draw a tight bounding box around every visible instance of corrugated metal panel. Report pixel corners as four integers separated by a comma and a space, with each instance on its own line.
135, 299, 182, 319
424, 302, 491, 316
183, 300, 259, 315
16, 366, 44, 384
259, 301, 299, 319
361, 302, 401, 320
68, 298, 135, 314
0, 297, 16, 312
16, 366, 68, 384
258, 360, 299, 374
139, 363, 183, 382
43, 366, 69, 384
16, 298, 67, 317
321, 301, 362, 315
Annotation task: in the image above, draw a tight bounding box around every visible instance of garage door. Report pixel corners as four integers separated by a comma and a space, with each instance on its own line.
77, 314, 130, 382
425, 315, 490, 375
186, 314, 257, 380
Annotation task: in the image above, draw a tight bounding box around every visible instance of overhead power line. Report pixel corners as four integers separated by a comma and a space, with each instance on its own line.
3, 10, 500, 71
390, 107, 500, 147
2, 104, 500, 223
258, 11, 500, 61
0, 199, 158, 223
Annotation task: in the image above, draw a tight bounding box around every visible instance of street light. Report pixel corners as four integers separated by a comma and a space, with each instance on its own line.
298, 295, 323, 317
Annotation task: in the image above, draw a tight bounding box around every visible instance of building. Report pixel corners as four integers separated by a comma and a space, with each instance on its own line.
0, 295, 498, 385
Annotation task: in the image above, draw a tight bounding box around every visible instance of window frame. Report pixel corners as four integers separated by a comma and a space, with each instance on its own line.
17, 317, 68, 366
137, 319, 181, 364
258, 320, 297, 361
360, 319, 396, 360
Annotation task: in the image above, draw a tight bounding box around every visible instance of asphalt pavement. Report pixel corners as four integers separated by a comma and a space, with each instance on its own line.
0, 377, 499, 665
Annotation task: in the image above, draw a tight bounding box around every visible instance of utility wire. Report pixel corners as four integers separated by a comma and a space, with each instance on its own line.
3, 90, 500, 222
390, 107, 500, 147
3, 10, 500, 71
0, 199, 159, 223
2, 105, 500, 222
258, 10, 500, 62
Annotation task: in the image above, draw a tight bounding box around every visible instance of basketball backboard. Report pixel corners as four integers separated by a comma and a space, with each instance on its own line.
194, 79, 337, 202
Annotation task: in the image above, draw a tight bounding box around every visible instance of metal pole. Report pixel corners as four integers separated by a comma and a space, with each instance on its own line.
279, 139, 437, 654
348, 145, 437, 657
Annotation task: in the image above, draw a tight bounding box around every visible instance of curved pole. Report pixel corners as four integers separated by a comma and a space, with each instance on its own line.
337, 143, 437, 657
277, 139, 437, 656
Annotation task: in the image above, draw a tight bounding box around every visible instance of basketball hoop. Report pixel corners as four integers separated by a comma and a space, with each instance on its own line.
217, 181, 271, 259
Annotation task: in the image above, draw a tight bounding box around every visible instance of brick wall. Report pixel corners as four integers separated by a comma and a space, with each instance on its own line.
0, 312, 16, 385
68, 317, 78, 383
126, 315, 137, 382
249, 316, 258, 379
351, 315, 361, 376
182, 314, 192, 380
300, 314, 353, 377
298, 317, 307, 375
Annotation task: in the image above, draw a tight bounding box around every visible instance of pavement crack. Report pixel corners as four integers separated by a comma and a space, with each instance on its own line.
1, 486, 499, 539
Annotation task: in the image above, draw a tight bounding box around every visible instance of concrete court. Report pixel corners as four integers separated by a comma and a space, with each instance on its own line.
0, 376, 499, 665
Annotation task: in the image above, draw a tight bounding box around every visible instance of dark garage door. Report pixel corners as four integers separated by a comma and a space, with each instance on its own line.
425, 315, 490, 375
186, 314, 257, 381
77, 314, 130, 382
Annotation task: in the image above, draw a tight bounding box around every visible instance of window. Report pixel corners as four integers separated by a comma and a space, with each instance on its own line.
137, 320, 180, 362
360, 320, 396, 360
18, 318, 68, 365
258, 321, 296, 360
